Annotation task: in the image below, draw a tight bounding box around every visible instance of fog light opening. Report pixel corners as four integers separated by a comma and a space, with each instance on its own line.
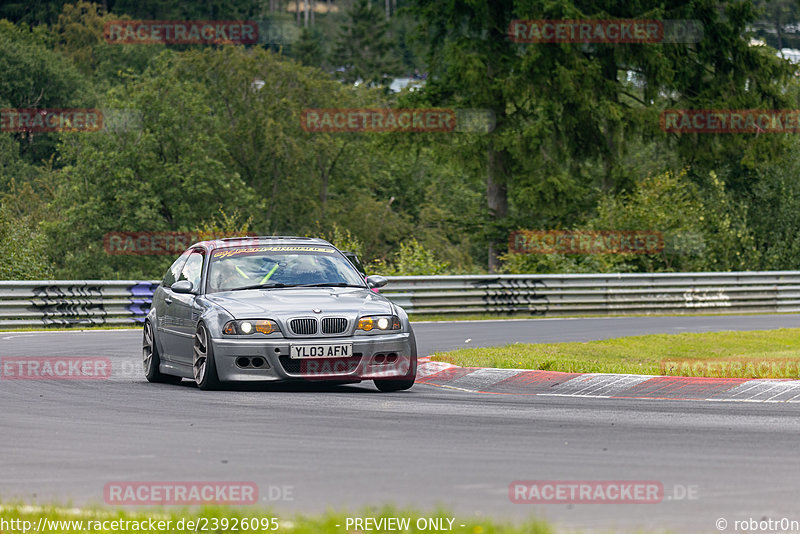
236, 357, 251, 368
251, 357, 265, 368
374, 354, 386, 364
386, 353, 397, 363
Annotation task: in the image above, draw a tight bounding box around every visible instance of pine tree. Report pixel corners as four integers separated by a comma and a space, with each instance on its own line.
293, 28, 324, 68
332, 0, 402, 87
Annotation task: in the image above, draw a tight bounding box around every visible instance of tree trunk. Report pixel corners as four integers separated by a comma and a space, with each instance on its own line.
487, 141, 508, 273
385, 0, 390, 19
599, 47, 619, 192
267, 158, 280, 228
304, 0, 309, 27
319, 155, 329, 222
484, 0, 511, 273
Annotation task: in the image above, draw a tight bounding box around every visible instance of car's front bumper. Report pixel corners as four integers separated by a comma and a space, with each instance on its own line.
211, 332, 414, 382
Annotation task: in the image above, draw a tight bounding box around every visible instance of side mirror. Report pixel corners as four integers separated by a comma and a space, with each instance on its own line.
171, 280, 194, 294
366, 275, 388, 289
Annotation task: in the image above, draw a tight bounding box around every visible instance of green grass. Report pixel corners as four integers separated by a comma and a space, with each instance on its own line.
407, 311, 800, 322
430, 328, 800, 378
0, 325, 140, 332
0, 503, 553, 534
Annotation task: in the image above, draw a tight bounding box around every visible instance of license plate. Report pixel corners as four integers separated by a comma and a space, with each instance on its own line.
290, 343, 352, 359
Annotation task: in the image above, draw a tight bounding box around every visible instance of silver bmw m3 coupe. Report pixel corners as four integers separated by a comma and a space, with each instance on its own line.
143, 236, 417, 391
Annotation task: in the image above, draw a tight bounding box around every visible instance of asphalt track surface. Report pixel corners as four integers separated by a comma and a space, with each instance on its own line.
3, 314, 800, 533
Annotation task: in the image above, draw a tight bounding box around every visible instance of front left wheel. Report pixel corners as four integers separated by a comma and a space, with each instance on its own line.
193, 323, 221, 390
143, 321, 182, 384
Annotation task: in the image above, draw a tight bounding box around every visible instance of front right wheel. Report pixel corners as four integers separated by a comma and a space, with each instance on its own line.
374, 377, 415, 392
374, 350, 417, 392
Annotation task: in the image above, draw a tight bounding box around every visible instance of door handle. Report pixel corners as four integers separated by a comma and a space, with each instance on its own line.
164, 297, 172, 305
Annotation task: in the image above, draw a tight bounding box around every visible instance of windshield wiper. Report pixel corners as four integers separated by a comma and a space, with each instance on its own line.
291, 282, 366, 288
228, 282, 365, 291
228, 282, 290, 291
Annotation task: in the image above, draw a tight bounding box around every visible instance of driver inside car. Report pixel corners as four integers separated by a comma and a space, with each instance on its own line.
210, 260, 251, 291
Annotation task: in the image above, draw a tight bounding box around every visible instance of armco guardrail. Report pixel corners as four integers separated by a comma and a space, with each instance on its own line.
2, 271, 800, 327
0, 281, 159, 328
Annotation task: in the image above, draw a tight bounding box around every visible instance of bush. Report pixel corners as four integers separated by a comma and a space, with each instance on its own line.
373, 238, 450, 275
0, 203, 53, 280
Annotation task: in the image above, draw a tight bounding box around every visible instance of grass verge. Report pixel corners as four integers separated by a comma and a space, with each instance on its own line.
430, 328, 800, 378
0, 503, 552, 534
407, 311, 798, 322
0, 325, 140, 333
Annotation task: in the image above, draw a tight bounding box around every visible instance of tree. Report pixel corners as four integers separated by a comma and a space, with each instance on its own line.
407, 0, 799, 272
46, 46, 421, 278
52, 1, 163, 89
0, 19, 89, 165
333, 0, 402, 87
292, 27, 324, 67
48, 51, 256, 278
0, 202, 53, 280
752, 0, 800, 50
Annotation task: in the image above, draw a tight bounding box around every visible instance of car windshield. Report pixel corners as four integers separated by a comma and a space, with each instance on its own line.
206, 245, 366, 293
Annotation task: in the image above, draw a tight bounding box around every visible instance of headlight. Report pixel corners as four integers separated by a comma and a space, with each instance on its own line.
357, 315, 401, 332
223, 319, 280, 335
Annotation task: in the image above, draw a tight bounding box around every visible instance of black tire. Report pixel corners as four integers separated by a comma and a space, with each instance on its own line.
374, 376, 415, 392
143, 321, 182, 384
374, 327, 417, 392
193, 323, 221, 390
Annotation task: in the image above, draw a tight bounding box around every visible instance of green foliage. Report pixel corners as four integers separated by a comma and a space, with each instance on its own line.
312, 223, 364, 257
0, 19, 89, 164
3, 1, 800, 278
333, 0, 403, 87
501, 168, 753, 274
745, 147, 800, 270
0, 203, 53, 280
292, 27, 324, 68
373, 238, 450, 276
196, 208, 253, 241
47, 50, 256, 278
52, 2, 164, 91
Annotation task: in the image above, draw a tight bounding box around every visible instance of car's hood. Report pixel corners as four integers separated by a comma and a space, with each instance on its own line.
204, 287, 393, 319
